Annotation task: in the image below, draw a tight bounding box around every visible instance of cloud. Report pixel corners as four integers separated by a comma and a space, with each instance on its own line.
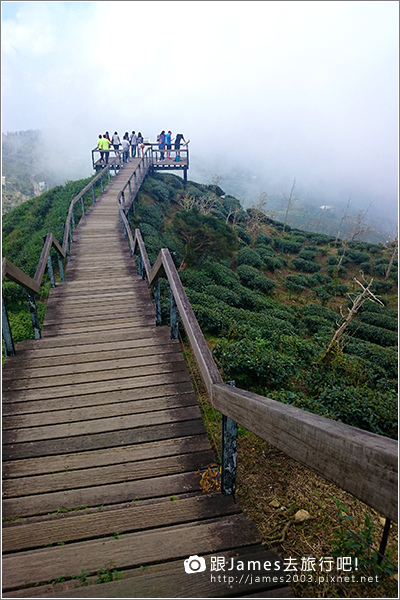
1, 0, 398, 222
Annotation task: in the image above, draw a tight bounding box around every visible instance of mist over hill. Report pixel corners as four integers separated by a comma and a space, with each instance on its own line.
2, 129, 397, 245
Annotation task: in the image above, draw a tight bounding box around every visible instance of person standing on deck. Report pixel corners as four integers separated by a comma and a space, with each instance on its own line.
112, 131, 121, 163
97, 134, 104, 163
121, 134, 130, 163
137, 132, 144, 157
166, 130, 172, 159
157, 130, 166, 161
130, 131, 138, 158
174, 133, 186, 156
101, 134, 111, 164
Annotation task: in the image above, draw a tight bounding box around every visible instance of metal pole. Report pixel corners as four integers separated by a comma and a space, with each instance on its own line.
154, 280, 162, 326
2, 292, 15, 356
81, 196, 85, 216
170, 288, 178, 339
26, 290, 41, 339
221, 381, 238, 496
47, 255, 55, 287
377, 518, 391, 565
57, 254, 65, 281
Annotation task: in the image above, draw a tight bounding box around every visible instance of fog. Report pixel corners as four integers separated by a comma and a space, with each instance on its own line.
2, 1, 398, 231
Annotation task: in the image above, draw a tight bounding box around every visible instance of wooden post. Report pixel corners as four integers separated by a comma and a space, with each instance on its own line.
221, 381, 238, 496
2, 292, 15, 356
170, 288, 178, 339
26, 290, 41, 339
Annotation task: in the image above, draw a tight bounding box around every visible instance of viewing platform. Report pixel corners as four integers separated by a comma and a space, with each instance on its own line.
92, 142, 189, 183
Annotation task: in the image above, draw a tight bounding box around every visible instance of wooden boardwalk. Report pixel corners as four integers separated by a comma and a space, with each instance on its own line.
2, 162, 292, 598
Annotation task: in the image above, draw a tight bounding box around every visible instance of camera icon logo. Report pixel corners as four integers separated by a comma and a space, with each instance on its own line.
184, 555, 206, 574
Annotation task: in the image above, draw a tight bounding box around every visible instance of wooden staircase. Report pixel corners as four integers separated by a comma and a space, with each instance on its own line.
2, 164, 292, 598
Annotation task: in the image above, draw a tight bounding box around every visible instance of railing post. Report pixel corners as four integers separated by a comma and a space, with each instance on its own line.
100, 173, 104, 192
47, 254, 55, 287
92, 184, 96, 203
26, 290, 41, 339
154, 279, 162, 326
128, 181, 132, 206
71, 207, 76, 230
57, 254, 65, 281
221, 381, 238, 496
170, 288, 178, 339
122, 191, 126, 212
81, 196, 85, 216
2, 292, 15, 356
136, 252, 143, 277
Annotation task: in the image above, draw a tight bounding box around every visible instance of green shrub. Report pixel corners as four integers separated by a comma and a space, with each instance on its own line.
213, 337, 297, 391
273, 238, 302, 254
349, 321, 398, 347
256, 233, 272, 246
292, 258, 321, 273
236, 246, 263, 268
297, 249, 318, 261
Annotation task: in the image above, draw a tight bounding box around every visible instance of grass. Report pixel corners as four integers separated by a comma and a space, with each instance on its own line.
180, 339, 398, 599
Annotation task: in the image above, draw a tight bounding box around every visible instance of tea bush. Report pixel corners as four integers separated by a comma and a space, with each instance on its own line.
236, 247, 263, 268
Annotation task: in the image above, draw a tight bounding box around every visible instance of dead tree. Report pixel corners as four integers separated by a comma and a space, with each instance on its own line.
282, 178, 297, 233
334, 196, 352, 246
385, 235, 398, 281
322, 275, 384, 361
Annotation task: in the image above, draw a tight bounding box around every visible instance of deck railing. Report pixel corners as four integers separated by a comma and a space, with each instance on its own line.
2, 166, 113, 355
92, 142, 189, 170
119, 211, 398, 530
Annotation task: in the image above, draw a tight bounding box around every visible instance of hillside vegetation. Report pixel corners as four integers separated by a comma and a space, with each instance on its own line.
129, 173, 398, 440
2, 175, 105, 347
2, 172, 398, 439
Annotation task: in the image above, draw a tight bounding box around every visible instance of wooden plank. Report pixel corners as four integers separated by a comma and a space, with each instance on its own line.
1, 546, 290, 598
3, 405, 203, 444
3, 360, 190, 392
11, 325, 172, 350
3, 419, 207, 459
2, 494, 240, 553
2, 352, 185, 383
42, 318, 156, 337
3, 392, 198, 429
2, 381, 194, 414
9, 334, 177, 361
1, 341, 180, 371
212, 382, 398, 522
3, 434, 209, 478
3, 449, 215, 498
2, 514, 261, 590
2, 470, 206, 518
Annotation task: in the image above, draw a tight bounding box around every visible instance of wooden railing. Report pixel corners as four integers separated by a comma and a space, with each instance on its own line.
119, 213, 398, 525
92, 142, 189, 170
2, 166, 113, 356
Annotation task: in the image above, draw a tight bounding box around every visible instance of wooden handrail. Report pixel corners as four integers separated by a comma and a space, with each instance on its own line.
212, 382, 398, 522
128, 233, 398, 522
62, 166, 111, 252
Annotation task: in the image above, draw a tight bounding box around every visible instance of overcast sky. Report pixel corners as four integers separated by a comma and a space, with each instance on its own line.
1, 1, 399, 221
